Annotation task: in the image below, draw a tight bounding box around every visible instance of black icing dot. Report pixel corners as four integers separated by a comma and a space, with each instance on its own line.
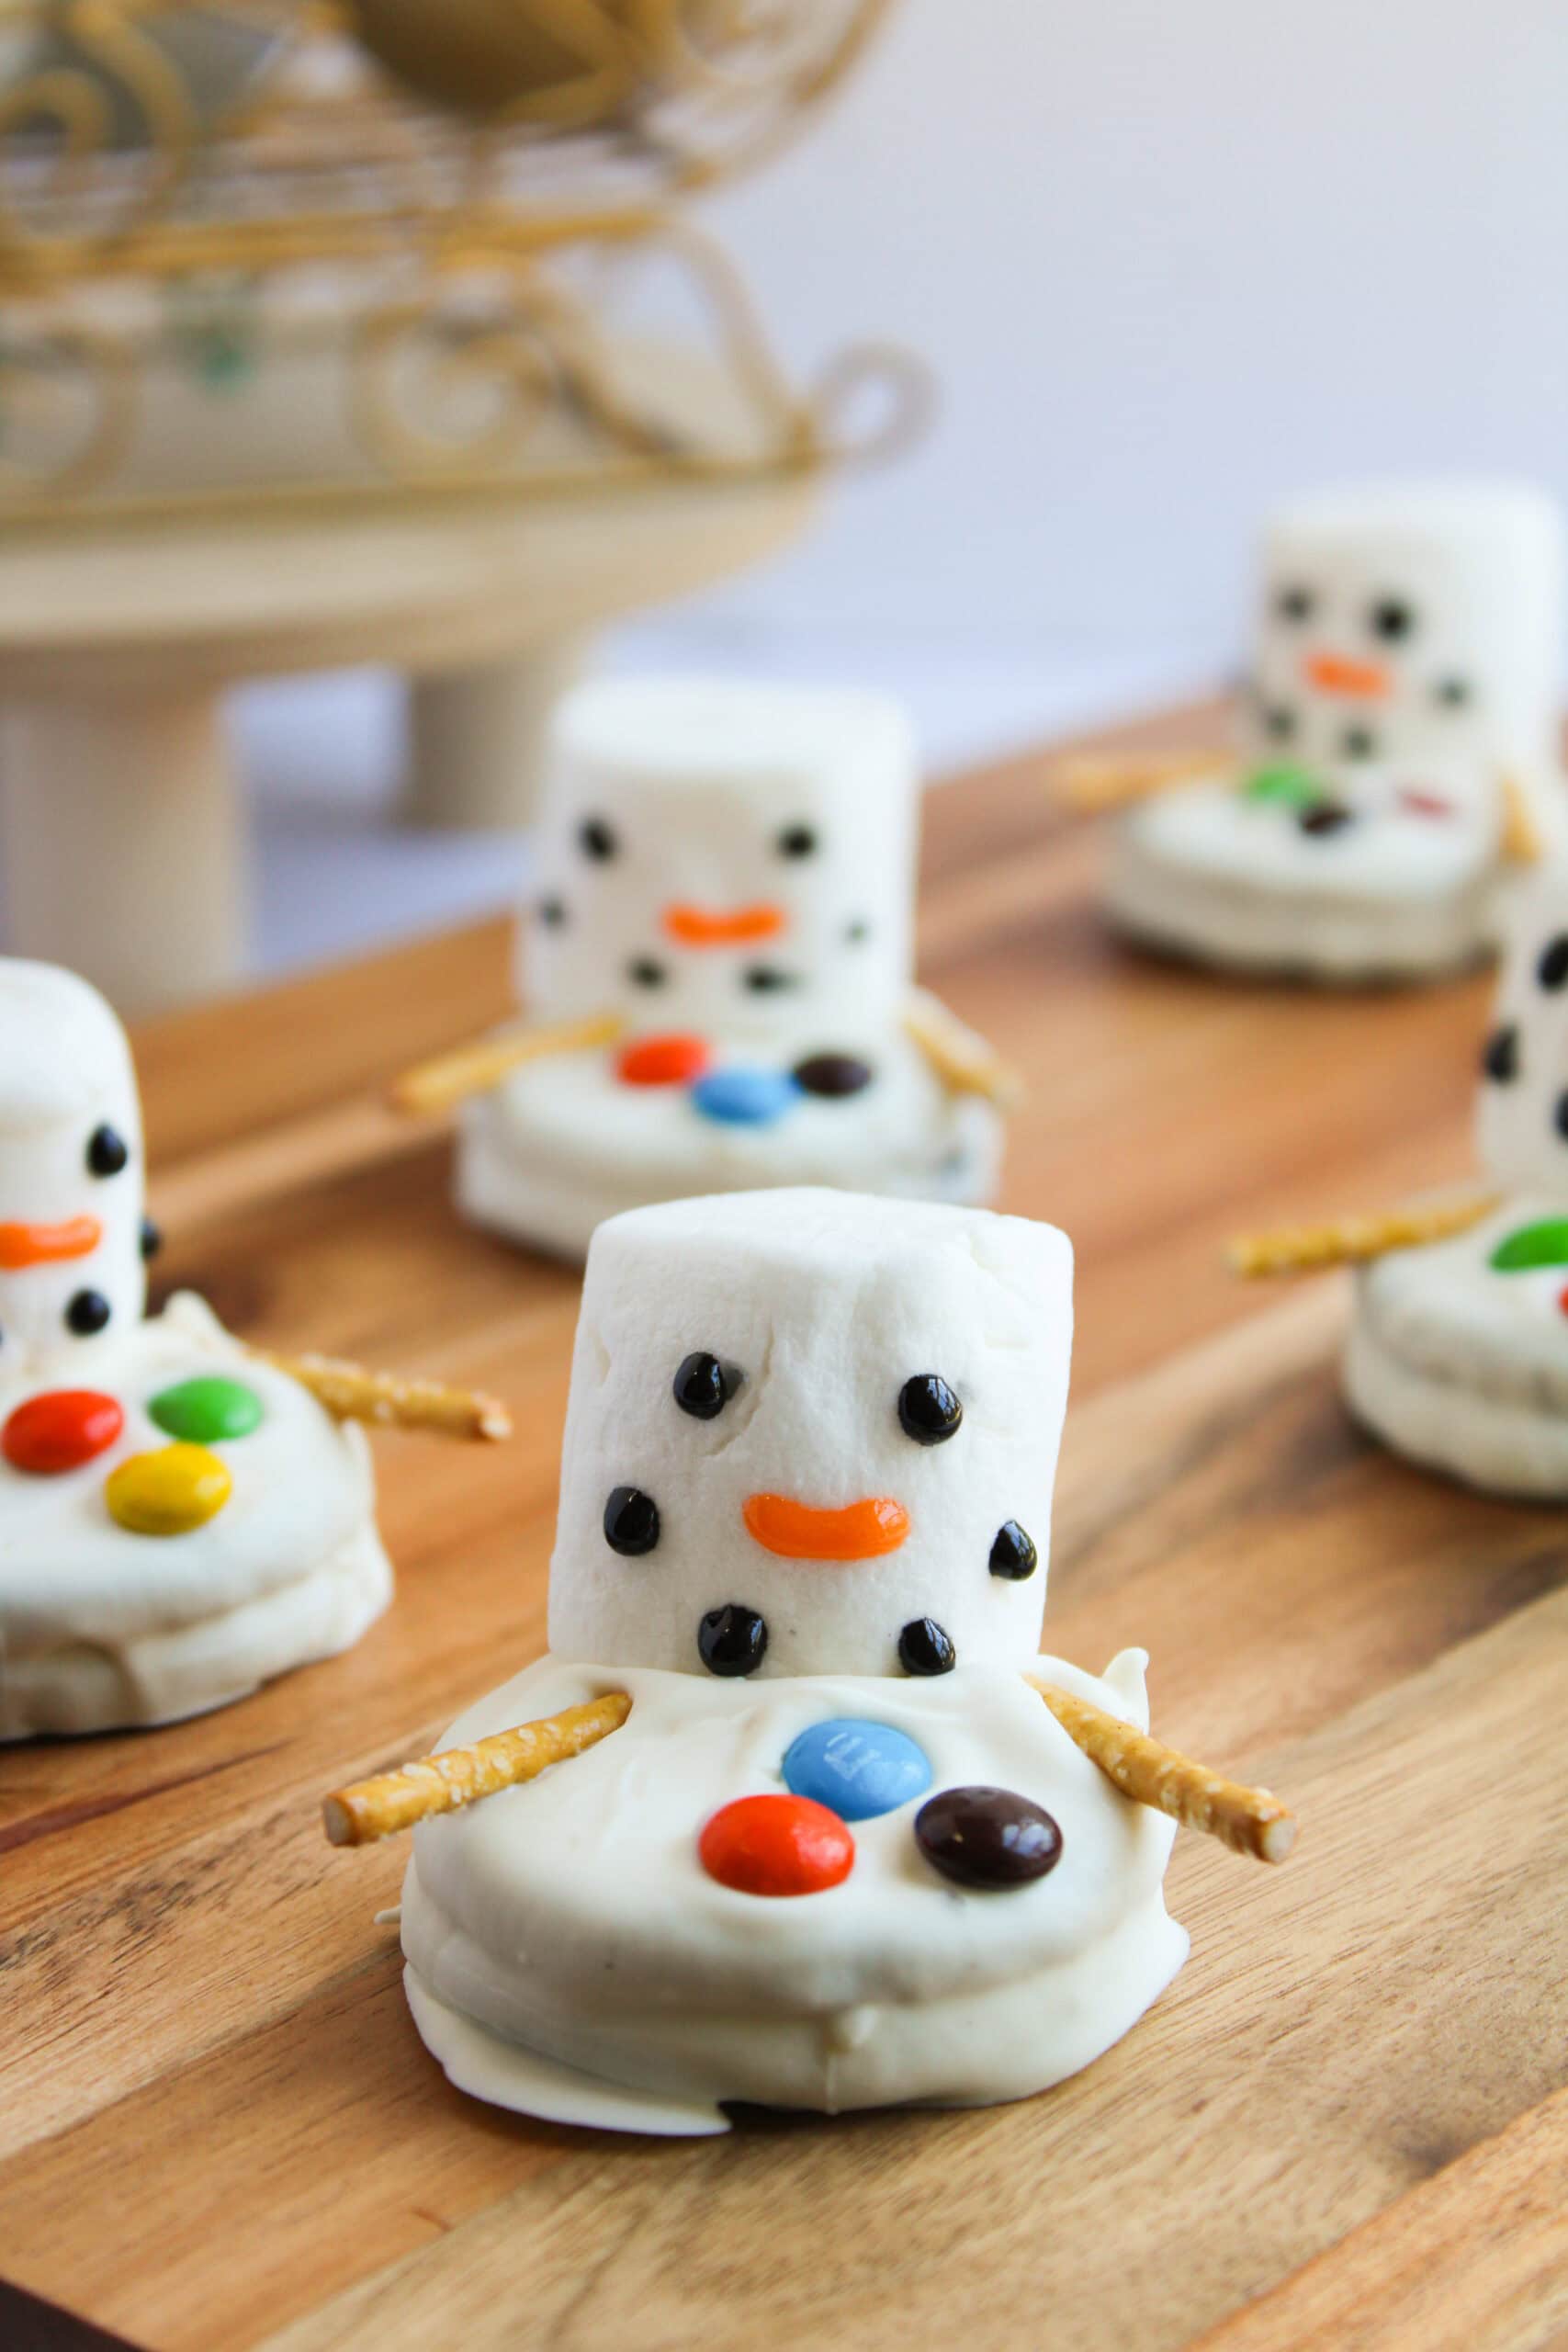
1370, 596, 1415, 641
579, 817, 618, 862
697, 1603, 768, 1677
1435, 674, 1472, 708
987, 1520, 1038, 1580
776, 823, 818, 859
64, 1289, 111, 1338
626, 957, 668, 989
140, 1216, 162, 1261
1538, 936, 1568, 991
898, 1374, 963, 1445
1298, 799, 1355, 836
1554, 1092, 1568, 1143
899, 1617, 956, 1676
793, 1052, 874, 1099
844, 920, 871, 945
1482, 1023, 1518, 1083
1339, 726, 1377, 761
673, 1351, 738, 1419
1261, 704, 1297, 741
537, 897, 568, 928
85, 1124, 128, 1178
1275, 584, 1314, 623
603, 1485, 660, 1555
742, 967, 800, 994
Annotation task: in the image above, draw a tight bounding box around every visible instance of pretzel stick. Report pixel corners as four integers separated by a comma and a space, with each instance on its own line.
259, 1351, 512, 1442
389, 1012, 626, 1116
1052, 750, 1230, 813
905, 990, 1022, 1108
1228, 1193, 1499, 1279
323, 1693, 633, 1847
1499, 772, 1546, 866
1027, 1679, 1296, 1864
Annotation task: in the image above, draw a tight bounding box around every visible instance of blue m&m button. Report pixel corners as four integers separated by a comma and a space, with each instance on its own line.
691, 1067, 799, 1127
783, 1718, 932, 1822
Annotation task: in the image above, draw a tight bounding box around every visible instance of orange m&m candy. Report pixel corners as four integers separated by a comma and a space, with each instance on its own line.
3, 1389, 124, 1476
698, 1793, 855, 1897
615, 1033, 711, 1088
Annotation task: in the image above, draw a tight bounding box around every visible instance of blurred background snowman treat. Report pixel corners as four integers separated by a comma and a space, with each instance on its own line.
1232, 861, 1568, 1493
0, 958, 511, 1739
1065, 481, 1566, 982
392, 678, 1018, 1260
324, 1189, 1293, 2135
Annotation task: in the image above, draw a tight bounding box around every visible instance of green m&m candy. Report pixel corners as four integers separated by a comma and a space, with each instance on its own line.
1489, 1218, 1568, 1273
147, 1374, 265, 1444
1239, 764, 1322, 809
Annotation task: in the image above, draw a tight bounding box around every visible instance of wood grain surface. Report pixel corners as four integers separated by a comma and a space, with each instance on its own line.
3, 702, 1565, 2352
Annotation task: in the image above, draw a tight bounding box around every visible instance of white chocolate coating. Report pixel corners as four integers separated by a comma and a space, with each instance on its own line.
525, 675, 918, 1042
548, 1191, 1070, 1678
0, 960, 148, 1374
1109, 759, 1505, 978
0, 1291, 389, 1736
457, 1029, 1001, 1263
400, 1649, 1187, 2130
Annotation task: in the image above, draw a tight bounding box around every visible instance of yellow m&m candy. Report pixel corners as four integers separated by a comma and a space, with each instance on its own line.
106, 1443, 232, 1537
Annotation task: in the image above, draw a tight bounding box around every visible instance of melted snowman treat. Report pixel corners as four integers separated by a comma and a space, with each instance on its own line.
1109, 481, 1566, 978
0, 959, 390, 1736
1347, 865, 1568, 1493
453, 678, 1004, 1261
398, 1190, 1190, 2132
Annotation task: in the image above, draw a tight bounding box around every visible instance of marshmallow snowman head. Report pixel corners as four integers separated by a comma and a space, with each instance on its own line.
521, 677, 919, 1045
1475, 861, 1568, 1195
1245, 481, 1564, 787
0, 958, 147, 1374
547, 1189, 1073, 1679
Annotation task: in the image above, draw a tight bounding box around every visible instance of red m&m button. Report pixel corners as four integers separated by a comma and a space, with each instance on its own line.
3, 1390, 124, 1476
616, 1033, 711, 1088
698, 1793, 854, 1897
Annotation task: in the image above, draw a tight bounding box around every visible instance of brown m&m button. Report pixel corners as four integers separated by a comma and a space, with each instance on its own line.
914, 1785, 1063, 1889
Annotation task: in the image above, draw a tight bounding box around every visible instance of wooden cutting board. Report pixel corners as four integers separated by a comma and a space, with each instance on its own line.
2, 705, 1564, 2352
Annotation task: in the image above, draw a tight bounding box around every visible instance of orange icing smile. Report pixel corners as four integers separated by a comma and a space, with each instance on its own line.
743, 1492, 910, 1561
0, 1216, 102, 1270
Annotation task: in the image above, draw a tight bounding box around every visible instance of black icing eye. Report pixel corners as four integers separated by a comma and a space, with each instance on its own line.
1435, 674, 1472, 707
64, 1289, 111, 1337
898, 1374, 963, 1445
987, 1521, 1038, 1581
85, 1125, 128, 1179
776, 823, 818, 859
626, 957, 667, 989
1370, 597, 1415, 641
579, 817, 617, 861
844, 920, 871, 945
742, 967, 799, 994
673, 1351, 739, 1419
1275, 584, 1314, 623
898, 1617, 956, 1676
537, 897, 568, 928
140, 1216, 162, 1261
1482, 1023, 1518, 1083
1537, 937, 1568, 990
1261, 705, 1296, 740
1340, 725, 1377, 761
1554, 1092, 1568, 1142
604, 1486, 660, 1555
697, 1604, 768, 1677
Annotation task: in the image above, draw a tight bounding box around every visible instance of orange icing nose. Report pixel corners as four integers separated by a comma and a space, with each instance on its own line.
743, 1492, 910, 1560
662, 903, 786, 948
0, 1216, 102, 1270
1303, 651, 1392, 699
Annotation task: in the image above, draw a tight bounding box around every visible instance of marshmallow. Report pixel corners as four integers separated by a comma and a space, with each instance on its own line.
547, 1188, 1073, 1678
523, 676, 919, 1043
0, 960, 147, 1374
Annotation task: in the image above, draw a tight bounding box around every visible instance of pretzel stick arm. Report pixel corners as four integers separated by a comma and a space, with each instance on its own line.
1228, 1193, 1498, 1278
1499, 772, 1546, 867
323, 1693, 633, 1846
259, 1351, 512, 1442
904, 990, 1022, 1109
1026, 1677, 1296, 1864
389, 1012, 626, 1116
1052, 751, 1231, 813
